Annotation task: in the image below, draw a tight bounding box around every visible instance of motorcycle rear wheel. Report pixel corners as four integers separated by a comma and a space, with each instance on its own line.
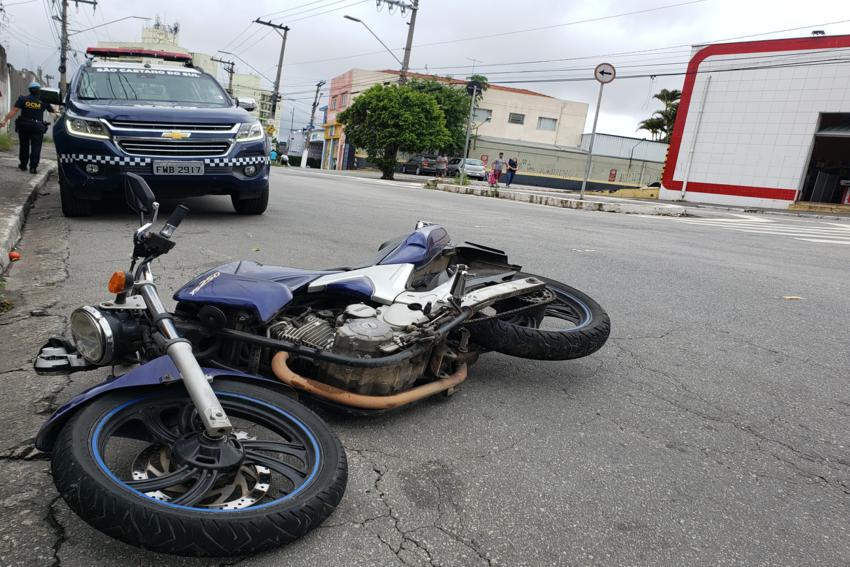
50, 378, 347, 557
471, 273, 610, 360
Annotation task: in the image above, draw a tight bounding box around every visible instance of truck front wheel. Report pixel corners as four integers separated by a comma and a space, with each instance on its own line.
231, 187, 269, 215
60, 179, 93, 217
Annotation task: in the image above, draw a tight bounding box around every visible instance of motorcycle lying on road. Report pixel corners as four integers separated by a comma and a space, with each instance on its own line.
35, 173, 610, 557
34, 175, 347, 557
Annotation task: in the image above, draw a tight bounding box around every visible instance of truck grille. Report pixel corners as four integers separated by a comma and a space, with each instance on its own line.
117, 138, 231, 157
108, 120, 236, 132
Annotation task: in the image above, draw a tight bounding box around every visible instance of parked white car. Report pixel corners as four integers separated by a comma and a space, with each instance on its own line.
446, 158, 486, 180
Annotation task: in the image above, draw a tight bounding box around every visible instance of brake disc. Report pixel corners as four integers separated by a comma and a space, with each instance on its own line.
130, 431, 272, 510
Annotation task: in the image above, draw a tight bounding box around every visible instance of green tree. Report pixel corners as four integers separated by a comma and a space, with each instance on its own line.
337, 83, 451, 180
638, 88, 681, 142
468, 74, 489, 103
408, 79, 469, 154
637, 116, 666, 141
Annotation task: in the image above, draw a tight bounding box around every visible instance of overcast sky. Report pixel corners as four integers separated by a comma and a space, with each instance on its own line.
3, 0, 850, 137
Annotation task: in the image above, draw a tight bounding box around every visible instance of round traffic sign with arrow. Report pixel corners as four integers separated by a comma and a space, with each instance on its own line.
594, 63, 616, 84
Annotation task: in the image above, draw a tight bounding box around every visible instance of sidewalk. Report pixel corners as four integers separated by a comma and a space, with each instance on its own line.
428, 181, 688, 216
289, 167, 850, 221
0, 144, 57, 273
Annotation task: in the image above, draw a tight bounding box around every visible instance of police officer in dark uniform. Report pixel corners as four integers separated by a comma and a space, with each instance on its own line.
0, 81, 58, 174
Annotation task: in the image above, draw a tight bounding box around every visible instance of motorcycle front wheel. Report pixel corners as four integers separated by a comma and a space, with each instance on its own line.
50, 378, 347, 557
470, 273, 611, 360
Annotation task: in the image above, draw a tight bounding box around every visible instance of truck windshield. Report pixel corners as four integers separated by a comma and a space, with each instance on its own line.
77, 68, 229, 107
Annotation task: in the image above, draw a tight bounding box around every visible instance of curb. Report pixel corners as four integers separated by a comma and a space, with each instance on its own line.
430, 183, 687, 217
0, 163, 56, 274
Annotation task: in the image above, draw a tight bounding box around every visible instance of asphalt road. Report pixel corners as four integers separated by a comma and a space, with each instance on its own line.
1, 166, 848, 566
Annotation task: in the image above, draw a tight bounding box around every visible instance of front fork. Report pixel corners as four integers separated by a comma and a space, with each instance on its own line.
136, 267, 232, 437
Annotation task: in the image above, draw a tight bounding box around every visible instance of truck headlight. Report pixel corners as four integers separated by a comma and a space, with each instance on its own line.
65, 112, 110, 140
236, 120, 264, 142
70, 306, 115, 365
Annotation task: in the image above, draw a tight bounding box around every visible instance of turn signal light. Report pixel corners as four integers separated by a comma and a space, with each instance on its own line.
108, 271, 129, 294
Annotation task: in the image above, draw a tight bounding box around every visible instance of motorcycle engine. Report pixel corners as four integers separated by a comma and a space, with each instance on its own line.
268, 304, 429, 395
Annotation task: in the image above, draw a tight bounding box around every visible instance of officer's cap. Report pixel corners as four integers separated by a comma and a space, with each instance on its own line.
28, 81, 41, 90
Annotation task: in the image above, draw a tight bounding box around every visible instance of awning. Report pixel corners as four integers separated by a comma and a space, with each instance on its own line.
817, 120, 850, 137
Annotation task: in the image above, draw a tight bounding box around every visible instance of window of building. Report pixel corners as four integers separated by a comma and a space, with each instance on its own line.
473, 108, 492, 123
330, 95, 337, 110
508, 112, 525, 125
340, 92, 348, 107
537, 117, 557, 131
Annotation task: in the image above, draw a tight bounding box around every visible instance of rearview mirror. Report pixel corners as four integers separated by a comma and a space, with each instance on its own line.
124, 173, 156, 215
236, 97, 257, 112
39, 87, 63, 106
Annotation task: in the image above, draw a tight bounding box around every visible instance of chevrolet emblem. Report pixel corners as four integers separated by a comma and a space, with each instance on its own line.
161, 131, 191, 140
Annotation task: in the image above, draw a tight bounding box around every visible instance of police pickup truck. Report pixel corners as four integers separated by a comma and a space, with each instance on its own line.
55, 48, 270, 217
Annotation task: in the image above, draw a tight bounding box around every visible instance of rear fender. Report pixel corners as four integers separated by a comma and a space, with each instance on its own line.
35, 355, 290, 453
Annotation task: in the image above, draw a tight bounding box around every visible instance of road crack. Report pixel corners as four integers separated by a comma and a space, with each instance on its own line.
45, 496, 67, 567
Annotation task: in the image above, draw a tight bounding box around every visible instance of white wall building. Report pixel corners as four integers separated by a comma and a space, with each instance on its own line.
661, 35, 850, 209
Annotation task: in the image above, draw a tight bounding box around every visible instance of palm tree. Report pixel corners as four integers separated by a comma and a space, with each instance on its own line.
653, 88, 681, 108
638, 116, 666, 141
638, 89, 681, 143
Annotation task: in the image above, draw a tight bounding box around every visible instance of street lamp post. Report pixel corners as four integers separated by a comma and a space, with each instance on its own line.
460, 84, 478, 185
343, 15, 403, 70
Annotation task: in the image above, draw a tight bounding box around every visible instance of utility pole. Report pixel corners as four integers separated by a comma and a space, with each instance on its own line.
253, 18, 289, 121
58, 0, 98, 95
398, 0, 418, 84
300, 80, 325, 169
288, 107, 295, 155
211, 57, 236, 94
44, 74, 55, 87
373, 0, 418, 84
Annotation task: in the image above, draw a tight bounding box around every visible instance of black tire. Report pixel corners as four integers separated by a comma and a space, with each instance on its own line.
50, 378, 347, 557
471, 274, 610, 360
231, 187, 269, 215
60, 179, 93, 217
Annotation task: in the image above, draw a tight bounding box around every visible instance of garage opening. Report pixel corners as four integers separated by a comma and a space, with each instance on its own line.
800, 113, 850, 204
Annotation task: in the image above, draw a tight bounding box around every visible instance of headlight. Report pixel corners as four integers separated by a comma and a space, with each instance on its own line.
236, 120, 264, 142
65, 112, 110, 140
70, 306, 115, 365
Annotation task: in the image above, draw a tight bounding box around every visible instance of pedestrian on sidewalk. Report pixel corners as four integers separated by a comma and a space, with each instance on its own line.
0, 82, 58, 174
435, 152, 448, 179
489, 152, 504, 188
506, 156, 518, 187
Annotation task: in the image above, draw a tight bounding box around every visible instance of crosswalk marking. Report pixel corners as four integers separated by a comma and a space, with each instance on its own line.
671, 215, 850, 245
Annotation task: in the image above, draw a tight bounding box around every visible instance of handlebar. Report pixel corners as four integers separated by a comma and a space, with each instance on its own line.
159, 205, 190, 239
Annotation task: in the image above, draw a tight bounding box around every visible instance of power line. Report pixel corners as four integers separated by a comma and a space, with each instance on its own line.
414, 17, 850, 73
229, 26, 272, 55
286, 0, 707, 66
415, 0, 709, 51
288, 0, 368, 23
267, 0, 353, 22
259, 0, 334, 19
491, 55, 850, 85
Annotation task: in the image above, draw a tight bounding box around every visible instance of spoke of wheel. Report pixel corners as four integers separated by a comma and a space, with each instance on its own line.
170, 468, 218, 506
244, 450, 308, 487
138, 408, 177, 444
126, 465, 197, 492
242, 440, 308, 462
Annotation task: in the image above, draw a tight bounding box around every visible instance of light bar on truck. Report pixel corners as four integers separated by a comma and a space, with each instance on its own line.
85, 47, 193, 63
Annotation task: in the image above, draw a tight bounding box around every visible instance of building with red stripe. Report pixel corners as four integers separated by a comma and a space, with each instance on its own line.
661, 34, 850, 209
